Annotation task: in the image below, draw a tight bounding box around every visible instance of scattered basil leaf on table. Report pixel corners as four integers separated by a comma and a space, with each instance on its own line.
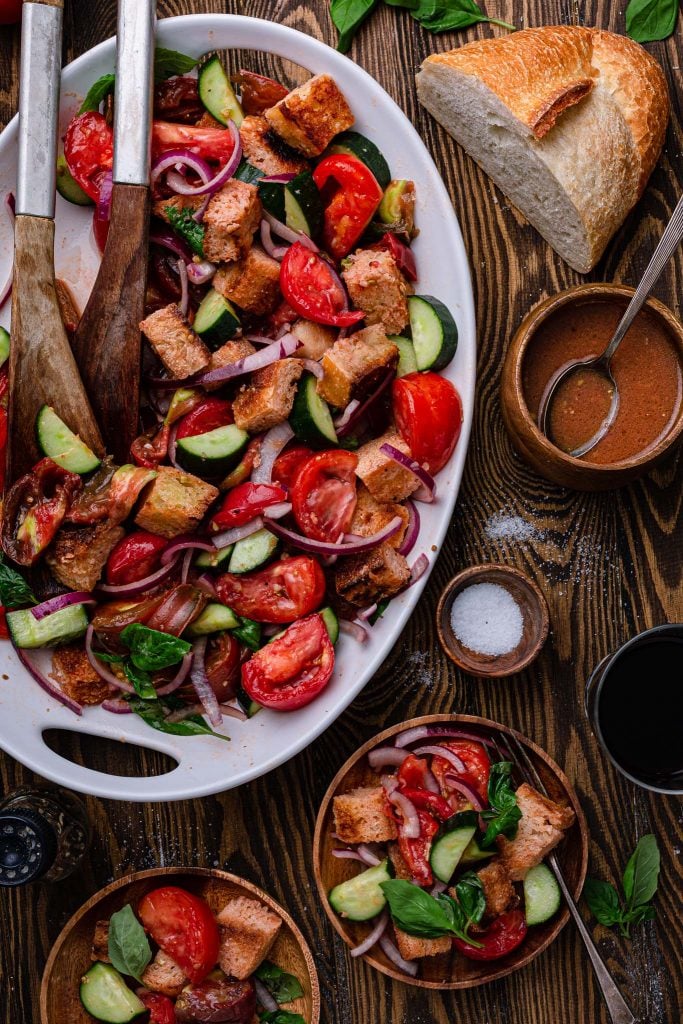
154, 47, 199, 82
625, 0, 679, 42
107, 904, 152, 982
259, 1012, 307, 1024
584, 834, 660, 938
232, 617, 262, 651
254, 962, 304, 1004
582, 879, 624, 927
384, 0, 419, 8
124, 661, 157, 701
413, 0, 515, 31
622, 832, 660, 908
120, 623, 191, 671
129, 698, 230, 741
480, 761, 522, 847
79, 73, 116, 115
165, 204, 206, 258
0, 556, 36, 608
380, 878, 484, 945
330, 0, 380, 52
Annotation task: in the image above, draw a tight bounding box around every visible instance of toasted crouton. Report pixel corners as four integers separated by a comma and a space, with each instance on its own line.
134, 467, 219, 539
233, 358, 303, 432
291, 319, 336, 360
497, 783, 576, 881
394, 926, 451, 961
51, 646, 111, 706
350, 485, 408, 551
152, 194, 205, 224
216, 896, 282, 980
141, 950, 187, 999
355, 430, 420, 503
213, 246, 281, 315
317, 326, 398, 409
476, 861, 518, 919
204, 339, 256, 393
342, 249, 410, 335
202, 180, 262, 263
388, 843, 412, 881
264, 74, 354, 157
196, 110, 225, 129
45, 522, 125, 592
239, 115, 310, 176
332, 786, 398, 844
140, 304, 211, 379
91, 921, 111, 963
334, 542, 411, 607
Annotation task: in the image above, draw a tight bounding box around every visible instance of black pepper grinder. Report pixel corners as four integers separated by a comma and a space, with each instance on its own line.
0, 786, 90, 886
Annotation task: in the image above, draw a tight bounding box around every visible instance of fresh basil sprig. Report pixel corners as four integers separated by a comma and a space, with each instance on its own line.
120, 623, 191, 672
625, 0, 678, 42
380, 876, 485, 945
79, 73, 116, 115
107, 904, 152, 982
584, 834, 660, 938
479, 761, 522, 848
0, 555, 36, 609
123, 661, 157, 701
129, 697, 230, 742
254, 962, 304, 1004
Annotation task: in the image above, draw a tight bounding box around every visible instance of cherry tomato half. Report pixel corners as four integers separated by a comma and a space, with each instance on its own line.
236, 69, 288, 115
291, 450, 358, 543
216, 556, 325, 624
152, 121, 238, 163
371, 232, 417, 282
397, 809, 439, 888
313, 154, 383, 259
393, 372, 463, 474
280, 243, 364, 328
175, 397, 233, 440
210, 482, 287, 531
139, 992, 176, 1024
138, 887, 220, 985
453, 909, 528, 961
431, 740, 491, 807
399, 787, 454, 822
0, 0, 21, 25
63, 112, 114, 202
106, 531, 168, 586
241, 613, 334, 710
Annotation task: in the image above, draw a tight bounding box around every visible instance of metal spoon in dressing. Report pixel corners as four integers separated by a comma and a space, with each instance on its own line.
538, 192, 683, 458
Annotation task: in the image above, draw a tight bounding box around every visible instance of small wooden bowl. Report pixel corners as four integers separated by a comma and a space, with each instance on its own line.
501, 283, 683, 491
313, 714, 588, 990
40, 867, 320, 1024
436, 564, 550, 678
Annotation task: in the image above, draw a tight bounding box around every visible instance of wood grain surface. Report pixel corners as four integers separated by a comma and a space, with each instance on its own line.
1, 3, 682, 1023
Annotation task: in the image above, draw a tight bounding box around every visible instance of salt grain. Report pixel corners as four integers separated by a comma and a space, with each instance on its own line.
450, 582, 524, 656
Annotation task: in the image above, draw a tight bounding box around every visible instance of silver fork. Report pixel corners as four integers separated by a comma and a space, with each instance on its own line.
490, 730, 637, 1024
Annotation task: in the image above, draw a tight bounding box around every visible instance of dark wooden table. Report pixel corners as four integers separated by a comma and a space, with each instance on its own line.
1, 2, 682, 1022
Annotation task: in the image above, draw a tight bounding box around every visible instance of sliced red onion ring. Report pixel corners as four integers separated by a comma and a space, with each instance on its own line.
251, 422, 294, 484
193, 194, 211, 223
97, 554, 180, 597
260, 172, 296, 183
177, 259, 189, 318
332, 849, 367, 863
167, 422, 182, 471
398, 501, 420, 557
380, 443, 436, 503
351, 909, 389, 958
180, 548, 193, 584
186, 259, 216, 285
333, 399, 360, 431
189, 637, 222, 728
213, 516, 264, 550
262, 502, 292, 520
300, 358, 323, 379
219, 702, 248, 722
30, 591, 94, 621
254, 978, 279, 1014
196, 334, 300, 386
102, 698, 133, 714
15, 647, 83, 716
245, 333, 277, 346
150, 229, 193, 264
339, 619, 368, 643
264, 515, 403, 556
195, 574, 218, 599
260, 218, 289, 261
336, 370, 394, 438
407, 553, 429, 587
161, 538, 215, 565
156, 652, 193, 696
357, 843, 382, 866
166, 122, 241, 197
85, 624, 135, 692
262, 210, 318, 251
367, 746, 410, 770
385, 784, 420, 839
444, 774, 485, 811
431, 879, 449, 896
0, 191, 15, 309
378, 934, 418, 976
395, 726, 497, 750
151, 148, 212, 190
357, 603, 377, 621
414, 745, 466, 774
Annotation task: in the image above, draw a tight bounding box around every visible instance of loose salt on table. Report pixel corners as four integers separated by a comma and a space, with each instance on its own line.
450, 582, 524, 656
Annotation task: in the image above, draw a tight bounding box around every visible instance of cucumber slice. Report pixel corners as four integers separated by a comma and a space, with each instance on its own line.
186, 603, 240, 637
258, 180, 286, 222
176, 424, 249, 478
198, 55, 243, 127
0, 327, 9, 367
7, 604, 89, 649
329, 858, 393, 922
284, 171, 323, 238
524, 862, 561, 925
80, 963, 146, 1023
327, 131, 391, 190
290, 373, 337, 447
195, 545, 233, 570
36, 406, 101, 474
320, 606, 339, 644
408, 295, 458, 372
234, 159, 264, 186
460, 835, 496, 866
430, 811, 478, 884
56, 154, 94, 206
236, 685, 262, 718
194, 289, 241, 350
228, 528, 279, 574
390, 335, 418, 378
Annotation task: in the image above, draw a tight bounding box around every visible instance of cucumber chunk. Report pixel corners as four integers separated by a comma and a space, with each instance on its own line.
459, 835, 496, 866
236, 685, 262, 718
408, 295, 458, 372
7, 604, 89, 649
56, 154, 94, 206
80, 963, 146, 1023
176, 424, 249, 478
195, 545, 233, 570
430, 811, 478, 883
290, 373, 337, 447
327, 131, 391, 189
194, 289, 241, 350
320, 606, 339, 644
234, 159, 264, 186
186, 603, 240, 637
329, 858, 393, 922
0, 327, 9, 367
228, 528, 279, 574
198, 55, 243, 127
36, 405, 101, 474
524, 862, 561, 925
284, 171, 323, 238
258, 179, 286, 222
390, 335, 418, 378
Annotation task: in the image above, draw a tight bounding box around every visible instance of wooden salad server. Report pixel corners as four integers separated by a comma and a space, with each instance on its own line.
70, 0, 156, 463
7, 0, 104, 486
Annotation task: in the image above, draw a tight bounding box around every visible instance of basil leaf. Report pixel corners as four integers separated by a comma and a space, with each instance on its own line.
380, 879, 456, 938
480, 761, 521, 848
79, 73, 116, 115
129, 698, 230, 741
330, 0, 379, 53
121, 623, 191, 671
453, 871, 486, 931
622, 833, 660, 910
625, 0, 678, 42
0, 556, 36, 609
412, 0, 515, 31
583, 878, 623, 927
232, 617, 262, 651
259, 1013, 306, 1024
92, 651, 124, 665
165, 204, 206, 258
384, 0, 419, 7
254, 962, 304, 1004
154, 47, 199, 82
107, 904, 152, 982
124, 660, 157, 701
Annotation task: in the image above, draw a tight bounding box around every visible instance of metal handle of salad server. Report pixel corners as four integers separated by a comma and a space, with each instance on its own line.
112, 0, 156, 186
15, 1, 63, 218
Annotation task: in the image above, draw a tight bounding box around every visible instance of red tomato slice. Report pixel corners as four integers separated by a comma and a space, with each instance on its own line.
0, 609, 9, 641
272, 444, 313, 490
291, 450, 358, 543
63, 112, 114, 202
371, 232, 417, 281
210, 482, 287, 531
236, 69, 289, 115
241, 613, 334, 710
312, 153, 383, 259
138, 887, 220, 985
431, 740, 491, 807
397, 753, 430, 790
152, 121, 237, 162
280, 243, 364, 328
106, 531, 168, 586
453, 909, 528, 961
216, 556, 325, 624
393, 372, 463, 474
139, 992, 176, 1024
175, 398, 233, 440
397, 809, 439, 887
205, 632, 242, 703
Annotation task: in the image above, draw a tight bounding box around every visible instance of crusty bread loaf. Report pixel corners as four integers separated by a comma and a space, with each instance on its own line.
416, 27, 669, 273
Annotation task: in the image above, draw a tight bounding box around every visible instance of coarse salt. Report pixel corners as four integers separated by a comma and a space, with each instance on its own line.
450, 582, 524, 657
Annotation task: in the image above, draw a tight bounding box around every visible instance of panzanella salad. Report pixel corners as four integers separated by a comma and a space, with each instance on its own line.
0, 50, 463, 738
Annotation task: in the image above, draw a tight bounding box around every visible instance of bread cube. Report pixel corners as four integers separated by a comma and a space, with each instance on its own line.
203, 180, 262, 263
140, 304, 211, 379
141, 950, 187, 999
51, 645, 111, 707
394, 926, 451, 961
334, 542, 410, 607
233, 358, 303, 432
497, 783, 576, 881
217, 896, 282, 980
317, 326, 398, 409
355, 430, 420, 503
350, 485, 409, 551
342, 248, 410, 335
45, 521, 125, 592
332, 785, 398, 844
203, 339, 256, 393
213, 246, 281, 315
291, 319, 336, 360
134, 467, 219, 539
239, 115, 309, 176
264, 74, 354, 157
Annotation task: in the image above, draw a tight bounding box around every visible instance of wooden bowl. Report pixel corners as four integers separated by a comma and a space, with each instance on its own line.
436, 564, 549, 678
40, 867, 320, 1024
501, 283, 683, 491
313, 714, 588, 989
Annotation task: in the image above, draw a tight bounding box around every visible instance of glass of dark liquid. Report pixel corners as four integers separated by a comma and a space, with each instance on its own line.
585, 624, 683, 794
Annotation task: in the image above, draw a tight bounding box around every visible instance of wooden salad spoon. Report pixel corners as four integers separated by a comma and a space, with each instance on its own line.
70, 0, 156, 463
7, 0, 104, 485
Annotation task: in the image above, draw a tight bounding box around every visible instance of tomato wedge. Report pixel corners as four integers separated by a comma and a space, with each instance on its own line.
138, 887, 220, 984
210, 482, 287, 531
106, 531, 168, 586
272, 444, 313, 490
397, 809, 439, 887
236, 69, 288, 115
241, 613, 334, 710
431, 740, 491, 807
371, 232, 417, 282
280, 243, 364, 328
175, 398, 233, 440
453, 909, 528, 961
393, 372, 463, 474
152, 121, 237, 162
313, 153, 383, 259
63, 112, 113, 202
216, 556, 325, 624
139, 992, 176, 1024
291, 450, 358, 543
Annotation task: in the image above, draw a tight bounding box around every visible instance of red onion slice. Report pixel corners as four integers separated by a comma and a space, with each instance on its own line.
151, 148, 213, 190
94, 170, 113, 253
357, 843, 382, 866
150, 229, 193, 264
97, 555, 180, 597
385, 784, 420, 839
251, 422, 294, 484
186, 259, 216, 285
16, 647, 83, 716
180, 548, 193, 584
378, 934, 418, 976
0, 191, 15, 309
333, 399, 360, 432
262, 210, 319, 251
195, 574, 218, 599
254, 978, 279, 1014
398, 501, 420, 557
260, 218, 289, 261
196, 334, 300, 386
357, 603, 377, 621
212, 517, 264, 550
156, 651, 193, 696
431, 879, 449, 896
102, 698, 133, 714
165, 122, 242, 197
395, 726, 497, 750
219, 702, 248, 722
30, 591, 94, 620
300, 358, 323, 379
407, 553, 429, 587
189, 637, 222, 728
367, 746, 410, 770
351, 909, 389, 958
339, 619, 368, 643
332, 849, 367, 863
444, 774, 484, 811
336, 370, 394, 438
85, 625, 135, 693
264, 515, 403, 556
177, 259, 189, 318
380, 443, 436, 502
413, 745, 467, 774
262, 502, 292, 520
161, 538, 215, 565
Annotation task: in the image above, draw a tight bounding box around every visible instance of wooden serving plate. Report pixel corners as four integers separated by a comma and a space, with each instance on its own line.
313, 714, 588, 990
40, 867, 320, 1023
